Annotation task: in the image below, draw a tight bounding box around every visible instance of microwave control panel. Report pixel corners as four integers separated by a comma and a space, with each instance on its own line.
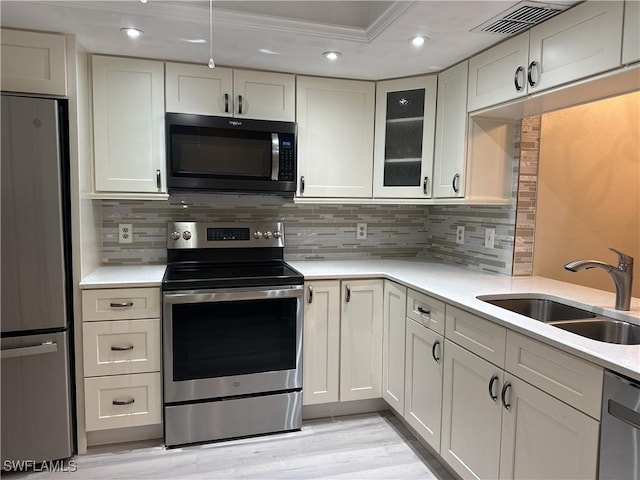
279, 139, 295, 181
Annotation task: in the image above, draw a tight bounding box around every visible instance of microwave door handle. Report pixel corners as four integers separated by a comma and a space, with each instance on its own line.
271, 133, 280, 181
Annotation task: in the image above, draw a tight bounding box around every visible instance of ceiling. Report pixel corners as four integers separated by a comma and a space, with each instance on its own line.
0, 0, 578, 80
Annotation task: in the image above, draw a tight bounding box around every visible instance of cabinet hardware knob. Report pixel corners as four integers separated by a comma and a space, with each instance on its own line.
110, 344, 134, 352
489, 375, 499, 402
112, 398, 135, 406
345, 285, 351, 303
527, 61, 539, 87
501, 381, 512, 410
452, 173, 460, 193
308, 285, 313, 304
431, 340, 441, 363
514, 66, 524, 92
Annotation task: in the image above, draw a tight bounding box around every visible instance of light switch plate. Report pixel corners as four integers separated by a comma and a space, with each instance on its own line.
485, 228, 495, 249
118, 223, 133, 244
357, 223, 367, 240
456, 225, 465, 245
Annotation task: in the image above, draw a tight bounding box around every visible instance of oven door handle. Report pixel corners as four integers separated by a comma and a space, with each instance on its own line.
163, 286, 303, 304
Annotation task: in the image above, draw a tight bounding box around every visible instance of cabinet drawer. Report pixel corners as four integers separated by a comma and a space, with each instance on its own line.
82, 288, 160, 321
84, 372, 161, 431
82, 319, 160, 377
406, 290, 446, 335
505, 330, 603, 419
445, 305, 506, 367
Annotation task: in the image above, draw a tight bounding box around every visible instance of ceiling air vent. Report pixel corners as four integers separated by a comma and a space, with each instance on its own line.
471, 1, 571, 36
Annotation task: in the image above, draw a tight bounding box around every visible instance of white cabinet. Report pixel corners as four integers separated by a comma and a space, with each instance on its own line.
81, 287, 162, 432
433, 61, 469, 198
468, 1, 624, 111
498, 374, 600, 480
404, 316, 444, 453
373, 76, 437, 198
302, 279, 383, 405
382, 281, 406, 414
92, 55, 166, 197
441, 339, 504, 480
296, 76, 375, 198
0, 29, 67, 96
303, 281, 341, 405
340, 279, 384, 401
622, 0, 640, 64
165, 63, 295, 121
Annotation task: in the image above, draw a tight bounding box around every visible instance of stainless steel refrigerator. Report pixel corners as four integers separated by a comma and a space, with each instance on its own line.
1, 94, 74, 466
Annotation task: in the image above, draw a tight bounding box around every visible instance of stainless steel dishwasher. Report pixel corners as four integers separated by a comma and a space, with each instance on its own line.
599, 370, 640, 480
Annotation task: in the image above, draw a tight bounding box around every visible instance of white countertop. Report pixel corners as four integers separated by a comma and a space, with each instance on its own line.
79, 265, 166, 289
288, 259, 640, 381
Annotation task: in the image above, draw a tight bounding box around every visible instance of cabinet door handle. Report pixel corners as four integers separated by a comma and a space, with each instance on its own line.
308, 285, 313, 304
431, 340, 441, 363
238, 95, 243, 115
501, 381, 512, 410
452, 173, 460, 193
488, 375, 499, 402
527, 61, 539, 87
112, 398, 135, 406
514, 66, 524, 92
345, 285, 351, 303
224, 93, 229, 113
156, 169, 161, 190
423, 176, 429, 195
110, 344, 134, 352
109, 301, 133, 308
417, 306, 430, 316
300, 176, 305, 194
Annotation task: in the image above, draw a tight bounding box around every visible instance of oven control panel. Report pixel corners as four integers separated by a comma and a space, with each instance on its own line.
167, 221, 285, 249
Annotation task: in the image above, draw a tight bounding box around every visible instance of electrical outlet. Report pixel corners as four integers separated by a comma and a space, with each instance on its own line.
485, 228, 495, 249
456, 225, 465, 245
118, 223, 133, 244
356, 223, 367, 240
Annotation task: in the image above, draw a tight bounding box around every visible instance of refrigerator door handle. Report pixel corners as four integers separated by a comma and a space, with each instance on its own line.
1, 341, 58, 359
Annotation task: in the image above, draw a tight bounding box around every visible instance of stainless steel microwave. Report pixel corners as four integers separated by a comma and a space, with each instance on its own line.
166, 113, 296, 194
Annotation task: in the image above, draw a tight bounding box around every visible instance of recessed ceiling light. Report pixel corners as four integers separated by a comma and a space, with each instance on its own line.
121, 28, 143, 39
259, 48, 282, 55
180, 38, 207, 44
409, 36, 428, 47
323, 51, 342, 61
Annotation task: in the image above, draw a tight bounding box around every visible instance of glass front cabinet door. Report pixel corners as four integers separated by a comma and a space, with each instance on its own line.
373, 76, 437, 198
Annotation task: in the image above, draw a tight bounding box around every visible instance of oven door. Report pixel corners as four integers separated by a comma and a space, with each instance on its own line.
163, 285, 303, 403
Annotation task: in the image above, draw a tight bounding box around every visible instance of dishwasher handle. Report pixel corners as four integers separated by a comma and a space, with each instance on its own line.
608, 400, 640, 430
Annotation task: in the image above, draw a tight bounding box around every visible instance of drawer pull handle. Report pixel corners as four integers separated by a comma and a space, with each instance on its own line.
501, 382, 512, 410
308, 285, 313, 304
423, 176, 429, 195
417, 306, 430, 316
109, 302, 133, 309
112, 398, 135, 406
527, 61, 539, 87
514, 66, 524, 92
224, 93, 229, 113
110, 344, 134, 352
452, 173, 460, 193
488, 375, 499, 402
345, 285, 351, 303
431, 340, 441, 363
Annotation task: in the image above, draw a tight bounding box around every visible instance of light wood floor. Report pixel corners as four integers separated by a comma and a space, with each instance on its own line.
9, 412, 456, 480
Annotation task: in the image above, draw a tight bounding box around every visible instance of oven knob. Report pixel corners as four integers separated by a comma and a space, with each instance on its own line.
171, 231, 181, 241
253, 231, 263, 239
264, 231, 272, 239
273, 231, 282, 239
182, 231, 192, 240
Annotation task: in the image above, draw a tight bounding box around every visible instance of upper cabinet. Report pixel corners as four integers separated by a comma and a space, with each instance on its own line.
296, 76, 375, 198
373, 76, 437, 198
92, 55, 166, 197
165, 62, 295, 121
622, 0, 640, 65
0, 29, 67, 96
468, 1, 624, 112
433, 61, 468, 199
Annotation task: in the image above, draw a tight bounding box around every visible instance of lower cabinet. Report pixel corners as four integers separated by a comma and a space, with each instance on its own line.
382, 281, 406, 414
303, 279, 383, 405
404, 317, 444, 453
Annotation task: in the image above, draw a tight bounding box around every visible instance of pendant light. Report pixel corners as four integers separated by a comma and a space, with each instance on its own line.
208, 0, 215, 68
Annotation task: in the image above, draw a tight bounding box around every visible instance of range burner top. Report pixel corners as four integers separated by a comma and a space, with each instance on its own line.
162, 221, 303, 291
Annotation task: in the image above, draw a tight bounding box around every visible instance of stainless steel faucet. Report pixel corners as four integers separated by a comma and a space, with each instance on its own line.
564, 248, 634, 311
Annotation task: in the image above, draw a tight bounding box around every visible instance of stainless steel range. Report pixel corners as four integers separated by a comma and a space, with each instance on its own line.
162, 221, 304, 447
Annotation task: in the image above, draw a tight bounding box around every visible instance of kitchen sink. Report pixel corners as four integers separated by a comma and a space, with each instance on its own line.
549, 319, 640, 345
477, 294, 640, 345
478, 295, 596, 322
